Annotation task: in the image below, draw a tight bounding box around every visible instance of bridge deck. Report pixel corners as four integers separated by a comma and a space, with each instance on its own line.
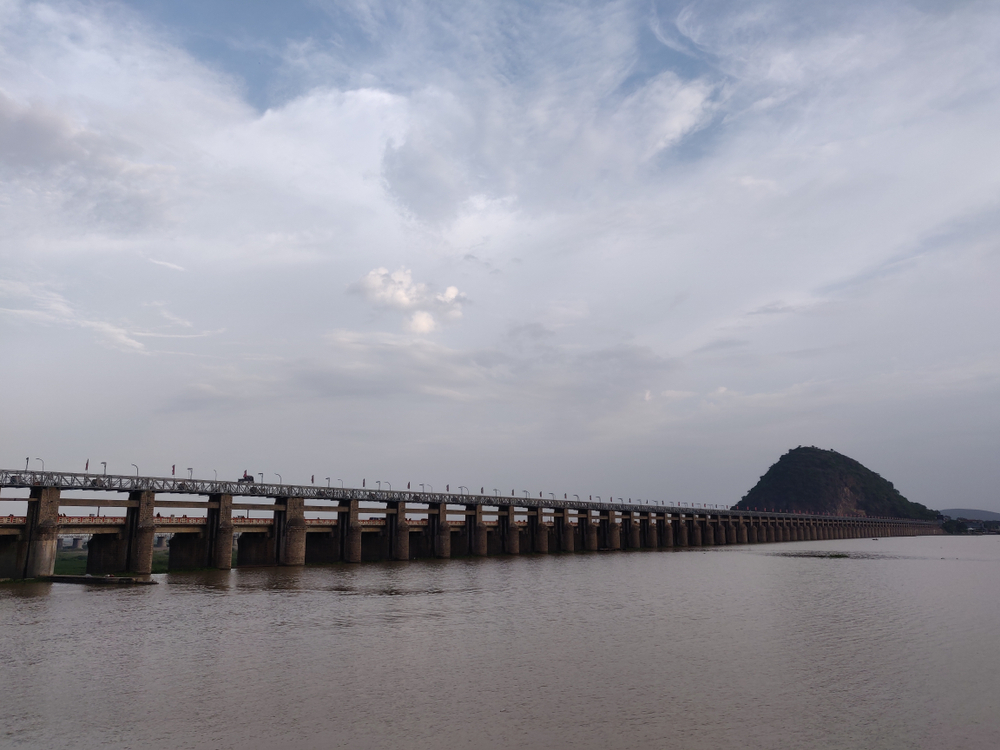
1, 469, 934, 524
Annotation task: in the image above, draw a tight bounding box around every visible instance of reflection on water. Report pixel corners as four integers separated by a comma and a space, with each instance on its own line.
2, 536, 998, 750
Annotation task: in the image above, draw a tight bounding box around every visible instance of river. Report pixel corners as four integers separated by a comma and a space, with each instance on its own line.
2, 535, 997, 749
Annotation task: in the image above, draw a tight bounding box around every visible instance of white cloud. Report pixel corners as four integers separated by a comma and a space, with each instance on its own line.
405, 310, 437, 334
1, 0, 1000, 510
0, 279, 146, 352
149, 259, 185, 272
353, 267, 465, 333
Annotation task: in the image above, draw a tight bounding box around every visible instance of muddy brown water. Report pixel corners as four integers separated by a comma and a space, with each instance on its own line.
2, 536, 998, 749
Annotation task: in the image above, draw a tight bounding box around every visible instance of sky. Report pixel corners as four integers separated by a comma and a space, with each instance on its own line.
1, 0, 999, 513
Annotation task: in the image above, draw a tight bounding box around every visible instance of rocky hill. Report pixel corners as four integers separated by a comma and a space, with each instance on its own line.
735, 447, 938, 520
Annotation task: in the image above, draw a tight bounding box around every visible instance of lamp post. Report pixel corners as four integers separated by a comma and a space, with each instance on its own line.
573, 494, 580, 501
376, 481, 381, 490
337, 479, 343, 488
458, 486, 468, 494
549, 493, 555, 501
187, 468, 193, 480
131, 464, 139, 476
275, 473, 282, 485
213, 470, 218, 481
101, 462, 107, 476
326, 477, 330, 487
35, 458, 44, 472
384, 482, 391, 491
493, 489, 499, 497
258, 473, 263, 483
522, 490, 529, 498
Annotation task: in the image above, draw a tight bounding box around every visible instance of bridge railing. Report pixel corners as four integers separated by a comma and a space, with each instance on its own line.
0, 469, 941, 525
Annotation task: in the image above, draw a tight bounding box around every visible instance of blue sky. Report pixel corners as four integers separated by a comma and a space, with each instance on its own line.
2, 0, 999, 511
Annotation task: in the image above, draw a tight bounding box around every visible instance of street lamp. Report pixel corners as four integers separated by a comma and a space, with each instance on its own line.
258, 473, 264, 483
213, 470, 218, 481
384, 481, 391, 491
326, 477, 331, 487
337, 479, 343, 488
549, 493, 555, 500
419, 484, 425, 493
522, 490, 529, 498
493, 489, 499, 496
131, 464, 139, 476
35, 458, 44, 472
458, 486, 468, 494
101, 462, 107, 476
187, 468, 193, 479
275, 473, 282, 484
376, 481, 381, 490
573, 494, 580, 501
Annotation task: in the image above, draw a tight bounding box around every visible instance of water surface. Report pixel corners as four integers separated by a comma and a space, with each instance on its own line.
2, 536, 998, 749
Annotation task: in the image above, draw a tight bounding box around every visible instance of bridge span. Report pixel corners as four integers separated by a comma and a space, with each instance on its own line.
0, 469, 942, 580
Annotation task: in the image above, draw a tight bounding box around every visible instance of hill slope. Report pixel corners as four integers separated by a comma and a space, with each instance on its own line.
735, 447, 937, 520
939, 508, 1000, 522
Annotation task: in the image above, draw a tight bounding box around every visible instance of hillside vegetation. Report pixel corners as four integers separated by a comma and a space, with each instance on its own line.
735, 447, 938, 520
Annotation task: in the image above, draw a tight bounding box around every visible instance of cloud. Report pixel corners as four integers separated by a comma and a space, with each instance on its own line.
352, 267, 465, 332
0, 89, 172, 231
149, 259, 185, 272
0, 279, 146, 352
406, 310, 437, 333
2, 0, 1000, 510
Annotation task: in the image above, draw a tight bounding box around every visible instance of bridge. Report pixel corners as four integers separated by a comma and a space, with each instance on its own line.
0, 469, 942, 580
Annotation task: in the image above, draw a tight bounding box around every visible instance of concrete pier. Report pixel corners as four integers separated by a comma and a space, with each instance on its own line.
125, 490, 156, 574
560, 509, 575, 553
702, 519, 713, 546
677, 518, 689, 547
389, 501, 410, 561
433, 503, 451, 558
208, 493, 233, 570
531, 510, 549, 553
582, 511, 599, 551
23, 487, 60, 578
645, 513, 658, 548
473, 505, 489, 556
690, 520, 702, 547
502, 506, 520, 555
345, 499, 362, 563
627, 513, 641, 549
277, 497, 306, 566
607, 511, 621, 550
